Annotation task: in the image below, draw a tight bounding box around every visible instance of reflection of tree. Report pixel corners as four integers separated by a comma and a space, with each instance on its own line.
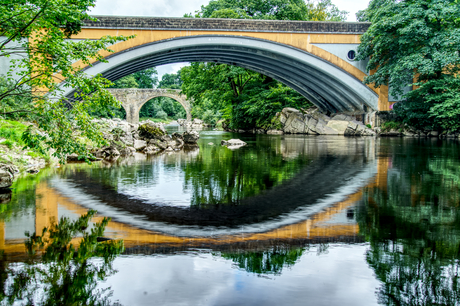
357, 140, 460, 305
184, 138, 310, 207
66, 136, 310, 207
0, 210, 124, 305
221, 246, 304, 275
0, 168, 55, 221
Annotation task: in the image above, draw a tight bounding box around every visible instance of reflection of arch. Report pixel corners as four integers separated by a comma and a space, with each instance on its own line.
65, 36, 378, 113
107, 88, 191, 124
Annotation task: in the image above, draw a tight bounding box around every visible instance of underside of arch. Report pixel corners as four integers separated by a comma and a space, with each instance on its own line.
65, 35, 378, 113
137, 93, 191, 121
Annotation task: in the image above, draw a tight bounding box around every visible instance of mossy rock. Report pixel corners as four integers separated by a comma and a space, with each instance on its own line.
138, 124, 166, 139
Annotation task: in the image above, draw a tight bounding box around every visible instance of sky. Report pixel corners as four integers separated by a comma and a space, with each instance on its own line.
90, 0, 371, 80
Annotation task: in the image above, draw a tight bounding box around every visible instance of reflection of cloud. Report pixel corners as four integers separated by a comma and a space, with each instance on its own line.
104, 246, 381, 305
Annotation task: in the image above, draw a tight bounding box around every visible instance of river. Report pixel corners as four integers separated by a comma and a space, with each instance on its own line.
1, 127, 460, 305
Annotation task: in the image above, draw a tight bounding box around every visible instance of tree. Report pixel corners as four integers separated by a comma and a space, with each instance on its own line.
181, 0, 347, 129
112, 75, 139, 89
356, 0, 460, 131
133, 68, 158, 88
158, 73, 182, 89
0, 0, 132, 161
189, 0, 348, 21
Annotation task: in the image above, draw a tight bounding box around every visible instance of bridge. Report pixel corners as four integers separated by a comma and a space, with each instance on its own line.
62, 16, 394, 116
107, 88, 191, 124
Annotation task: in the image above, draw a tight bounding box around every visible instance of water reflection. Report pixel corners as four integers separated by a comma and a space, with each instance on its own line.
357, 138, 460, 305
1, 136, 460, 305
0, 210, 123, 305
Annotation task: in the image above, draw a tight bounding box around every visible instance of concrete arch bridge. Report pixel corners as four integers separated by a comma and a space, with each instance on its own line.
64, 16, 396, 121
107, 88, 191, 124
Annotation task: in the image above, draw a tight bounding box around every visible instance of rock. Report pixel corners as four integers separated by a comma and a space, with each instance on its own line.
267, 130, 284, 135
326, 120, 349, 134
95, 146, 121, 158
208, 142, 214, 145
183, 130, 200, 144
331, 114, 354, 121
67, 153, 82, 162
143, 145, 160, 154
429, 131, 439, 137
284, 112, 306, 134
138, 123, 166, 139
134, 140, 147, 151
149, 139, 168, 150
221, 139, 247, 147
119, 147, 135, 156
0, 169, 13, 189
192, 118, 203, 125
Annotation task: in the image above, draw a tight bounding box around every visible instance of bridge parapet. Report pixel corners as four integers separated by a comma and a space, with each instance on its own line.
107, 88, 191, 124
84, 16, 370, 34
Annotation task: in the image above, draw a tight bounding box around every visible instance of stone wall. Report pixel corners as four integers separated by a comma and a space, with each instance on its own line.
84, 16, 370, 33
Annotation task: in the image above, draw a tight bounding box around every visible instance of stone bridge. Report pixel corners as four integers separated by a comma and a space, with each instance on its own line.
107, 88, 191, 124
61, 16, 400, 114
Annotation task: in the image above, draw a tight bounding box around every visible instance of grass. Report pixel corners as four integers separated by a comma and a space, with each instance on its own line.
381, 121, 404, 132
0, 120, 27, 146
0, 119, 52, 167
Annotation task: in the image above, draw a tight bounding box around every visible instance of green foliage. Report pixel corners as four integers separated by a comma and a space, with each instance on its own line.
221, 247, 304, 275
139, 97, 187, 120
158, 73, 182, 89
357, 0, 460, 131
356, 140, 460, 305
181, 0, 346, 129
0, 0, 134, 162
181, 63, 311, 129
112, 75, 139, 88
190, 0, 348, 21
0, 210, 124, 305
380, 121, 403, 132
112, 68, 158, 89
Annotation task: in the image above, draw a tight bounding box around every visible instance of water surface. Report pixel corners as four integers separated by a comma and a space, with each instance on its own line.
2, 130, 460, 305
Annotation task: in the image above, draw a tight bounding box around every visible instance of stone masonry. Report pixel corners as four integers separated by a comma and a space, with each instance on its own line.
107, 88, 191, 124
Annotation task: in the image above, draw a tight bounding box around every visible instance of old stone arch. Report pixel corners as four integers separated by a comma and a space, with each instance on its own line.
106, 88, 191, 124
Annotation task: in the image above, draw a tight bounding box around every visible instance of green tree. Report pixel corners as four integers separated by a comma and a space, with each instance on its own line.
0, 0, 132, 162
356, 0, 460, 131
182, 0, 347, 129
133, 68, 158, 88
181, 62, 311, 129
190, 0, 348, 21
112, 74, 139, 88
158, 73, 183, 89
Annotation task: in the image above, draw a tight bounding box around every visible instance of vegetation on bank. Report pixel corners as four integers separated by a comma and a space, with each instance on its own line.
357, 0, 460, 132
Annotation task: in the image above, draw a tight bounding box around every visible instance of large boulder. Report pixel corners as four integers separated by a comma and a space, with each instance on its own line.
138, 123, 166, 139
134, 139, 147, 151
326, 120, 349, 134
283, 111, 306, 134
183, 130, 200, 144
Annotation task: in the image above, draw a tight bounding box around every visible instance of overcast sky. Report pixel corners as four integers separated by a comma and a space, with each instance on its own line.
90, 0, 371, 80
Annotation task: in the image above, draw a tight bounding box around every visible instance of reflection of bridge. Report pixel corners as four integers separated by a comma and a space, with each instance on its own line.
0, 154, 391, 258
63, 16, 396, 114
107, 88, 191, 124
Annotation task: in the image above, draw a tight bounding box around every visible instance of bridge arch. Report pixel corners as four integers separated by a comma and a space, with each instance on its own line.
107, 88, 191, 124
65, 35, 378, 114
